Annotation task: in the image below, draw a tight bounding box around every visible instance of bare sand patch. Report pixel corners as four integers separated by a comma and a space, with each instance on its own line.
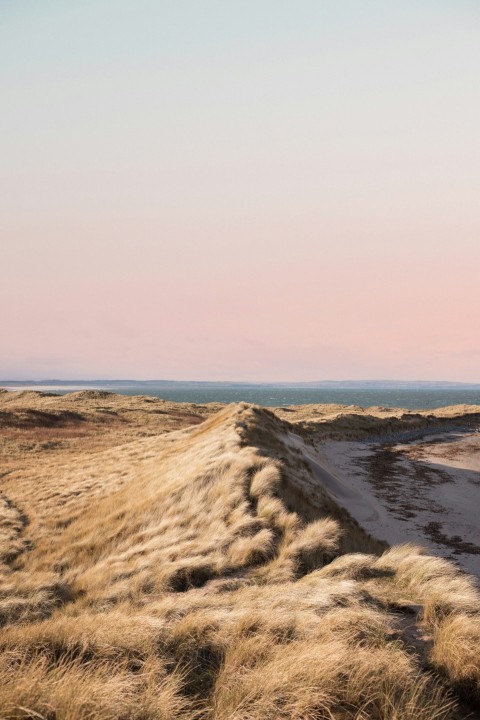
320, 432, 480, 578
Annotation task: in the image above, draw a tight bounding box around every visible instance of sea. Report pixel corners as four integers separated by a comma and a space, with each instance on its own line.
2, 382, 480, 410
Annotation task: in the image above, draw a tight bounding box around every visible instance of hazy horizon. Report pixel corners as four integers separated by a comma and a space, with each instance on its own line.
2, 377, 479, 387
2, 1, 479, 381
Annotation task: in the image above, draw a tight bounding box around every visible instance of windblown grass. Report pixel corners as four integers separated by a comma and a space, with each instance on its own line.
0, 392, 479, 719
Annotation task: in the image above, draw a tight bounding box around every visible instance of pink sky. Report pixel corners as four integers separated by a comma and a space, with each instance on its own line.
1, 2, 479, 381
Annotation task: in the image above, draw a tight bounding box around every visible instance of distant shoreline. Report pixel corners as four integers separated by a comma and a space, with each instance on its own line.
1, 379, 479, 389
2, 381, 480, 411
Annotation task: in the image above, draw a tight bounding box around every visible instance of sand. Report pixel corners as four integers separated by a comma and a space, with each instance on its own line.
317, 432, 480, 578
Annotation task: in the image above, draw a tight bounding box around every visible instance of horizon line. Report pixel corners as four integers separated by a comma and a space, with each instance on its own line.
1, 378, 480, 386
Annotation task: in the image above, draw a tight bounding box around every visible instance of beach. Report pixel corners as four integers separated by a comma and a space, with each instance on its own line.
317, 432, 480, 578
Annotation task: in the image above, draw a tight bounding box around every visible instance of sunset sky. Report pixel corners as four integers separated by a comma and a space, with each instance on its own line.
1, 1, 479, 381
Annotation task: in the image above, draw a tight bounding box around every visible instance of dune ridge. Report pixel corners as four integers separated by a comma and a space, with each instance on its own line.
0, 391, 480, 719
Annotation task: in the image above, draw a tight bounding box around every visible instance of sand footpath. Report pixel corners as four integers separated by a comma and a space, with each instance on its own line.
315, 431, 480, 578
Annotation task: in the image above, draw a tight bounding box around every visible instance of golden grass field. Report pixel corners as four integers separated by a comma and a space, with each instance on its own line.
1, 389, 480, 720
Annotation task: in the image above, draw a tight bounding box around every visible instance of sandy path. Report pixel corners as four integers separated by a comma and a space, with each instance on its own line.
312, 432, 480, 579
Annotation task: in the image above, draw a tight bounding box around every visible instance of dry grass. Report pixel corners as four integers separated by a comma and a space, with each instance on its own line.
431, 613, 480, 702
0, 391, 479, 719
273, 402, 480, 441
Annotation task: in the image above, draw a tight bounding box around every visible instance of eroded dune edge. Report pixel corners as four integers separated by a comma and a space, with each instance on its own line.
1, 390, 480, 720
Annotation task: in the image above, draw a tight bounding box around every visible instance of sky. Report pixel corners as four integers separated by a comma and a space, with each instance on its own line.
1, 0, 479, 382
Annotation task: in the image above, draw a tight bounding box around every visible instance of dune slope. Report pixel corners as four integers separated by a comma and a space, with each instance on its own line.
0, 392, 480, 719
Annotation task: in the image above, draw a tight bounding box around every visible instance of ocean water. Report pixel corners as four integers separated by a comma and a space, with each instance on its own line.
3, 382, 480, 410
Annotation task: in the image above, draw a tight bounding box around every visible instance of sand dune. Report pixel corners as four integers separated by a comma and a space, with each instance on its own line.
0, 390, 480, 719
